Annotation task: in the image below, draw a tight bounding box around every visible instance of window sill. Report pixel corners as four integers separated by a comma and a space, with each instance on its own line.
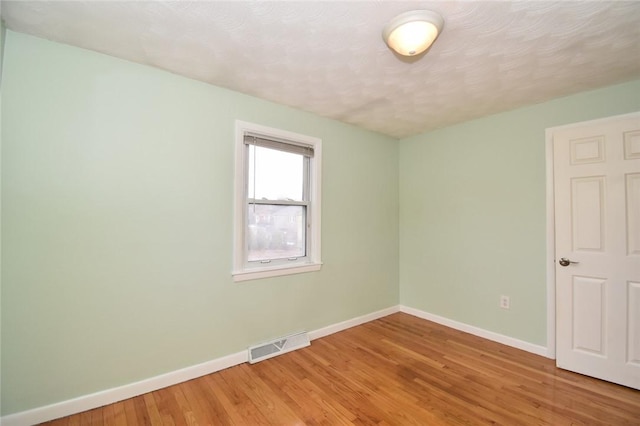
232, 262, 322, 282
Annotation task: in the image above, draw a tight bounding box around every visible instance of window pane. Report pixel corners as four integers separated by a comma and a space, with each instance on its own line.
248, 146, 304, 201
247, 204, 306, 261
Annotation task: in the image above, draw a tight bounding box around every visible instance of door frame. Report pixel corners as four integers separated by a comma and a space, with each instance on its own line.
544, 111, 640, 360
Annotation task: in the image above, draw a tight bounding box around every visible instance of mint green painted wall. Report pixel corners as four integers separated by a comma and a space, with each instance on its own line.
0, 18, 5, 84
1, 31, 399, 415
0, 18, 5, 418
399, 79, 640, 346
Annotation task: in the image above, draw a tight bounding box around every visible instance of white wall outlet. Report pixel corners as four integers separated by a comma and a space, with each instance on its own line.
500, 295, 510, 309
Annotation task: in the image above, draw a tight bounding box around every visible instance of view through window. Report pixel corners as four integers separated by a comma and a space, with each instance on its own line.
247, 145, 307, 262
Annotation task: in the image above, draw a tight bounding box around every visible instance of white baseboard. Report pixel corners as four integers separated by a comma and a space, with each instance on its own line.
308, 305, 400, 340
399, 305, 551, 358
1, 305, 400, 426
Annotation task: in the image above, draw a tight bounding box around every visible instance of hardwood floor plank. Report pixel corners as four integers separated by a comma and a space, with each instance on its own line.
142, 393, 163, 425
152, 387, 186, 426
202, 373, 256, 425
215, 367, 272, 424
305, 340, 443, 425
252, 356, 355, 425
232, 363, 306, 425
287, 350, 392, 425
101, 404, 116, 426
39, 313, 640, 425
122, 398, 143, 425
174, 387, 199, 426
110, 402, 128, 426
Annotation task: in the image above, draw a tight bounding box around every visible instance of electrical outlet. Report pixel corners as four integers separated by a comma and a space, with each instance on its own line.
500, 295, 510, 309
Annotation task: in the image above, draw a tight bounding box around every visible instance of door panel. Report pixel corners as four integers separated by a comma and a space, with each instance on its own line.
554, 112, 640, 390
627, 173, 640, 255
571, 176, 605, 251
570, 136, 605, 164
629, 281, 640, 365
572, 275, 606, 355
624, 130, 640, 159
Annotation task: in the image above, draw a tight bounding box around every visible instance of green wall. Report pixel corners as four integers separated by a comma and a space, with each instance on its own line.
0, 18, 5, 420
399, 79, 640, 345
0, 31, 399, 415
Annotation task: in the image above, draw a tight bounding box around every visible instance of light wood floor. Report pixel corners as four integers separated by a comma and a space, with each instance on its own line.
43, 313, 640, 425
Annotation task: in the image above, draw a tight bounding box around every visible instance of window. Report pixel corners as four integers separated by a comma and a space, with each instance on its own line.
233, 121, 322, 282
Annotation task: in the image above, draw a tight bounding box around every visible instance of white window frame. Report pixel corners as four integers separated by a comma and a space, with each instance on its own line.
233, 120, 322, 282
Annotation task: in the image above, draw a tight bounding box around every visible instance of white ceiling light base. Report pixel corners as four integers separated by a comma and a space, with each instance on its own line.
383, 10, 444, 56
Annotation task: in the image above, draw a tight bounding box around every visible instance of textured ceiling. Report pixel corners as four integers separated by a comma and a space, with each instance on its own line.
2, 1, 640, 139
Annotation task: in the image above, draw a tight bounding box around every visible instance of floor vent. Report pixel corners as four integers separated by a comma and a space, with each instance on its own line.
248, 331, 310, 364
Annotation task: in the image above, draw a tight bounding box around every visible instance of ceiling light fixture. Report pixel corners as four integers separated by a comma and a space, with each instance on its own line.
382, 10, 444, 56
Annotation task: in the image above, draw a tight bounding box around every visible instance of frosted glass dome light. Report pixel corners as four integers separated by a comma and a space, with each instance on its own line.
383, 10, 444, 56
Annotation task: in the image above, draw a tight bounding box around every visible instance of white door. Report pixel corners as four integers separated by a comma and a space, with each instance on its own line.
553, 112, 640, 389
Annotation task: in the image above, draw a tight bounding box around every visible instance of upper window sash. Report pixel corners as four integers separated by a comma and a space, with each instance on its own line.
244, 134, 314, 158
